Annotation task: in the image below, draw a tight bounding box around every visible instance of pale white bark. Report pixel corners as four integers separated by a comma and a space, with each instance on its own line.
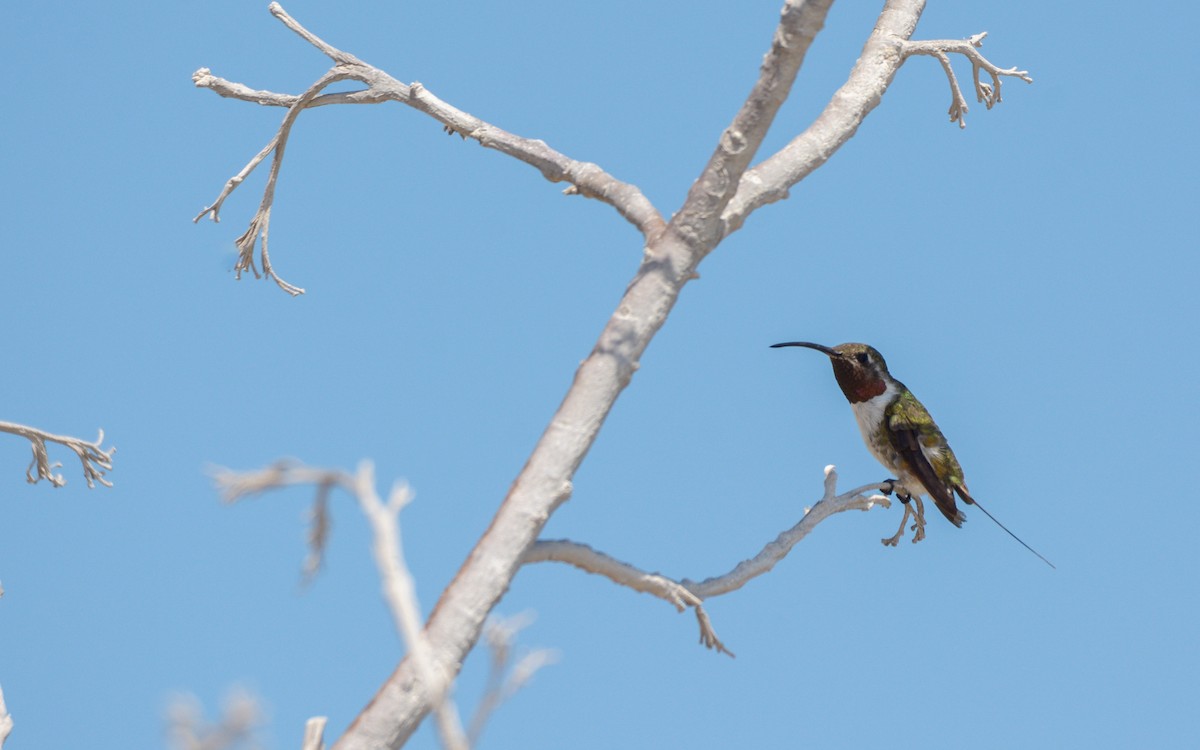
333, 3, 837, 746
0, 421, 114, 489
193, 5, 663, 297
902, 32, 1032, 128
192, 0, 1033, 747
525, 466, 891, 655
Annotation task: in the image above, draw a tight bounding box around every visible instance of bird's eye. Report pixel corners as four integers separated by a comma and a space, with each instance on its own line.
855, 352, 870, 364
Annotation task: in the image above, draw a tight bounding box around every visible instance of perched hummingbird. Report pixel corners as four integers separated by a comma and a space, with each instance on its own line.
772, 341, 1053, 568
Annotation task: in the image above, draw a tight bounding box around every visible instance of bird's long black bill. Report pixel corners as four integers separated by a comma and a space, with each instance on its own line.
770, 341, 841, 357
969, 496, 1056, 569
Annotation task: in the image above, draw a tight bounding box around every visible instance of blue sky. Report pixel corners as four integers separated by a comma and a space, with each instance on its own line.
1, 1, 1197, 748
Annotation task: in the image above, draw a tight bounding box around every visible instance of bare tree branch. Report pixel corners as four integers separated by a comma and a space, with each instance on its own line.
671, 0, 833, 250
193, 1, 1034, 747
683, 467, 891, 599
524, 466, 890, 655
193, 5, 664, 296
196, 68, 355, 296
0, 421, 114, 489
721, 1, 1031, 236
523, 539, 732, 656
333, 3, 840, 748
214, 459, 352, 503
192, 69, 385, 109
902, 32, 1032, 128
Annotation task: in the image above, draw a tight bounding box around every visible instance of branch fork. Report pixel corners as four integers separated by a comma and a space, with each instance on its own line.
902, 32, 1032, 128
0, 422, 115, 488
214, 460, 554, 750
193, 4, 662, 296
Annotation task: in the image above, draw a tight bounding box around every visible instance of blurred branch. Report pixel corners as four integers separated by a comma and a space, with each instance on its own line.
525, 466, 891, 655
166, 689, 262, 750
212, 459, 344, 584
0, 421, 114, 489
466, 614, 558, 747
351, 464, 469, 750
213, 460, 469, 750
0, 684, 12, 748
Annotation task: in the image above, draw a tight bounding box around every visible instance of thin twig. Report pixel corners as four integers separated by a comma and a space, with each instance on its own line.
686, 466, 890, 598
525, 466, 890, 656
523, 538, 732, 656
193, 4, 663, 297
902, 32, 1032, 128
196, 68, 356, 296
0, 421, 114, 488
268, 2, 363, 66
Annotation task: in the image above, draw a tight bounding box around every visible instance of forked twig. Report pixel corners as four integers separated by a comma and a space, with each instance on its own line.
0, 421, 114, 488
195, 69, 355, 296
903, 32, 1032, 128
194, 3, 664, 296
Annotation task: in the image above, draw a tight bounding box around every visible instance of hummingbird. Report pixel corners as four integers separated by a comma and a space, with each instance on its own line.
771, 341, 1053, 568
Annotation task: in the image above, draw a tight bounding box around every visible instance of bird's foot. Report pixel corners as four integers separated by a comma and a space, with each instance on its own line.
909, 496, 927, 544
881, 479, 916, 506
881, 494, 927, 546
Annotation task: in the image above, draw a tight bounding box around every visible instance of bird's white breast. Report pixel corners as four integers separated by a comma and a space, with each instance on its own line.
848, 380, 903, 472
849, 380, 899, 440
